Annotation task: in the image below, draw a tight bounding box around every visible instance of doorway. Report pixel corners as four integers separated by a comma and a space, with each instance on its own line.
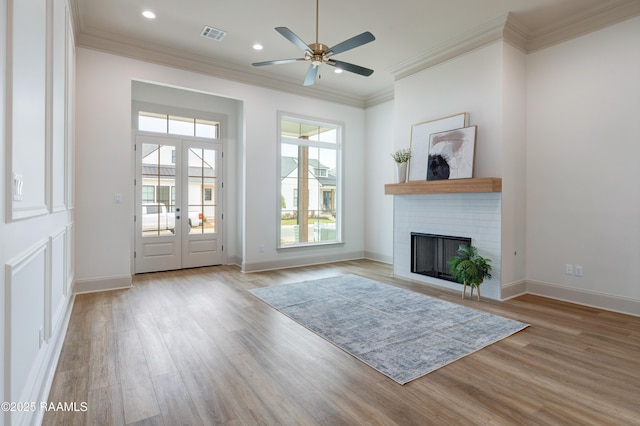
134, 134, 223, 273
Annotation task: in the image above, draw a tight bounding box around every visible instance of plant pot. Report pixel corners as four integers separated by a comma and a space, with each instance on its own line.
396, 162, 408, 183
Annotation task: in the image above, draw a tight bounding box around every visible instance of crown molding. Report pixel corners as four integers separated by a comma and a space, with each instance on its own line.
525, 0, 640, 52
389, 0, 640, 81
387, 14, 511, 81
364, 87, 394, 108
69, 0, 639, 109
75, 29, 369, 108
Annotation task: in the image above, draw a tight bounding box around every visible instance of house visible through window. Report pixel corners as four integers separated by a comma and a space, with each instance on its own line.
142, 185, 155, 203
279, 114, 341, 247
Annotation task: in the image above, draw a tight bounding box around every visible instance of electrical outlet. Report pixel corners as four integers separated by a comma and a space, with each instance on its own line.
565, 264, 574, 275
259, 244, 265, 253
574, 265, 583, 277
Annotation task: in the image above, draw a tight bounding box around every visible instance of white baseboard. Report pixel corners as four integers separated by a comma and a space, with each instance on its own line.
225, 255, 242, 267
501, 279, 527, 300
364, 251, 393, 264
525, 279, 640, 317
73, 275, 132, 294
242, 251, 365, 273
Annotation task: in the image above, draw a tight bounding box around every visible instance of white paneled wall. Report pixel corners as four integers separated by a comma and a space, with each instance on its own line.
5, 244, 47, 404
393, 193, 502, 299
1, 0, 75, 425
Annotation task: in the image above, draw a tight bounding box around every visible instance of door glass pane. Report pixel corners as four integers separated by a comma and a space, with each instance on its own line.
141, 143, 176, 237
203, 206, 216, 234
188, 147, 217, 234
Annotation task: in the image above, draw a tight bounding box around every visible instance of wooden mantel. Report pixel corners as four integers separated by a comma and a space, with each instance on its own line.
384, 177, 502, 195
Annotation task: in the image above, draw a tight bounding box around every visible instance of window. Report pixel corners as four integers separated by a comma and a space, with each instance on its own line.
138, 111, 219, 139
279, 114, 341, 247
142, 185, 155, 203
314, 168, 328, 177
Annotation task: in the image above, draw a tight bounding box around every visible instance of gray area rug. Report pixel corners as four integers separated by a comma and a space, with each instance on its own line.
249, 274, 529, 384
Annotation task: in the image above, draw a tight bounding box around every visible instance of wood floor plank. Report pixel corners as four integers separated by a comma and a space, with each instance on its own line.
152, 372, 203, 425
133, 312, 178, 377
42, 366, 89, 426
42, 260, 640, 425
160, 327, 239, 424
88, 312, 118, 391
116, 329, 160, 424
86, 384, 125, 426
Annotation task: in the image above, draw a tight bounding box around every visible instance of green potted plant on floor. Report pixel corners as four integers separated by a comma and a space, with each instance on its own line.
448, 245, 492, 301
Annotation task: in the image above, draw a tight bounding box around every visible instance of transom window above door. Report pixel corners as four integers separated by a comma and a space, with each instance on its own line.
138, 111, 219, 139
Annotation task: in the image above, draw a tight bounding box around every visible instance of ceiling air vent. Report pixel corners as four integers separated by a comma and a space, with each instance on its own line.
201, 26, 227, 41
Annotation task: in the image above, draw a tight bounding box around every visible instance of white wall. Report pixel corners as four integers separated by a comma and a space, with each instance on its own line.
1, 0, 75, 424
500, 43, 527, 294
389, 20, 640, 314
391, 42, 506, 296
74, 48, 366, 283
364, 100, 394, 263
395, 42, 504, 180
526, 16, 640, 314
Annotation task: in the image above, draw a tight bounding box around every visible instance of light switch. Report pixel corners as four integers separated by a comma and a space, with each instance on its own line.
114, 193, 122, 204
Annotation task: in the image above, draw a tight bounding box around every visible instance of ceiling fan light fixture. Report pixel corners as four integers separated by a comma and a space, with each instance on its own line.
251, 0, 374, 86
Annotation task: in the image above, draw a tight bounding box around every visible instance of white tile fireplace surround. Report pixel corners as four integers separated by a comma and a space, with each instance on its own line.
393, 192, 502, 299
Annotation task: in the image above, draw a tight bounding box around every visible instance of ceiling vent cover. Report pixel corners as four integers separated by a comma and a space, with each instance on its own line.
201, 26, 227, 41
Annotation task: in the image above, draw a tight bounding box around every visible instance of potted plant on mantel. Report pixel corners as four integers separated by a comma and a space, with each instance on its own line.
390, 148, 411, 183
448, 245, 492, 301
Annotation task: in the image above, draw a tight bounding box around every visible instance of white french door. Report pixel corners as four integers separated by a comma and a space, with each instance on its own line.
135, 134, 223, 273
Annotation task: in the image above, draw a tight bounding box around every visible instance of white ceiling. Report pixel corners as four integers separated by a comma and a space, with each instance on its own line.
70, 0, 640, 106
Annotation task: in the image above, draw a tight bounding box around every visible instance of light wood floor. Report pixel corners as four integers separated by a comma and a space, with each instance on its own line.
43, 260, 640, 425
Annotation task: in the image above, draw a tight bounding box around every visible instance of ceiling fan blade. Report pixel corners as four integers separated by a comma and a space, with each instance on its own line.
275, 27, 311, 52
327, 60, 374, 76
252, 58, 306, 67
303, 64, 319, 86
324, 31, 375, 56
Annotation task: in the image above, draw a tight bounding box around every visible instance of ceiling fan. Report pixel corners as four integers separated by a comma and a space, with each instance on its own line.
252, 0, 375, 86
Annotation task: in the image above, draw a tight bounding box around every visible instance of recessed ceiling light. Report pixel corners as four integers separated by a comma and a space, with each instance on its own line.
253, 44, 263, 50
142, 10, 156, 19
334, 68, 343, 74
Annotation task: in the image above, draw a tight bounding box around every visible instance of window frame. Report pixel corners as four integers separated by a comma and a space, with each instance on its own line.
277, 112, 343, 249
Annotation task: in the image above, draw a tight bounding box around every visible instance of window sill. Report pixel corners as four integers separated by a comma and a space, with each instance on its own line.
277, 241, 345, 251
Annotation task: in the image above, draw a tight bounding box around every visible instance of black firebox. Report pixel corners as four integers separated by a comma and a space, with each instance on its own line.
411, 233, 471, 283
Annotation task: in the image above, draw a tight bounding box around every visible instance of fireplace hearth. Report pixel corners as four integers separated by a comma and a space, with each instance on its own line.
411, 233, 471, 283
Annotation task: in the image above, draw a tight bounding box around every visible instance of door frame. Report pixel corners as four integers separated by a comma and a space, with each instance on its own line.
132, 134, 226, 274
